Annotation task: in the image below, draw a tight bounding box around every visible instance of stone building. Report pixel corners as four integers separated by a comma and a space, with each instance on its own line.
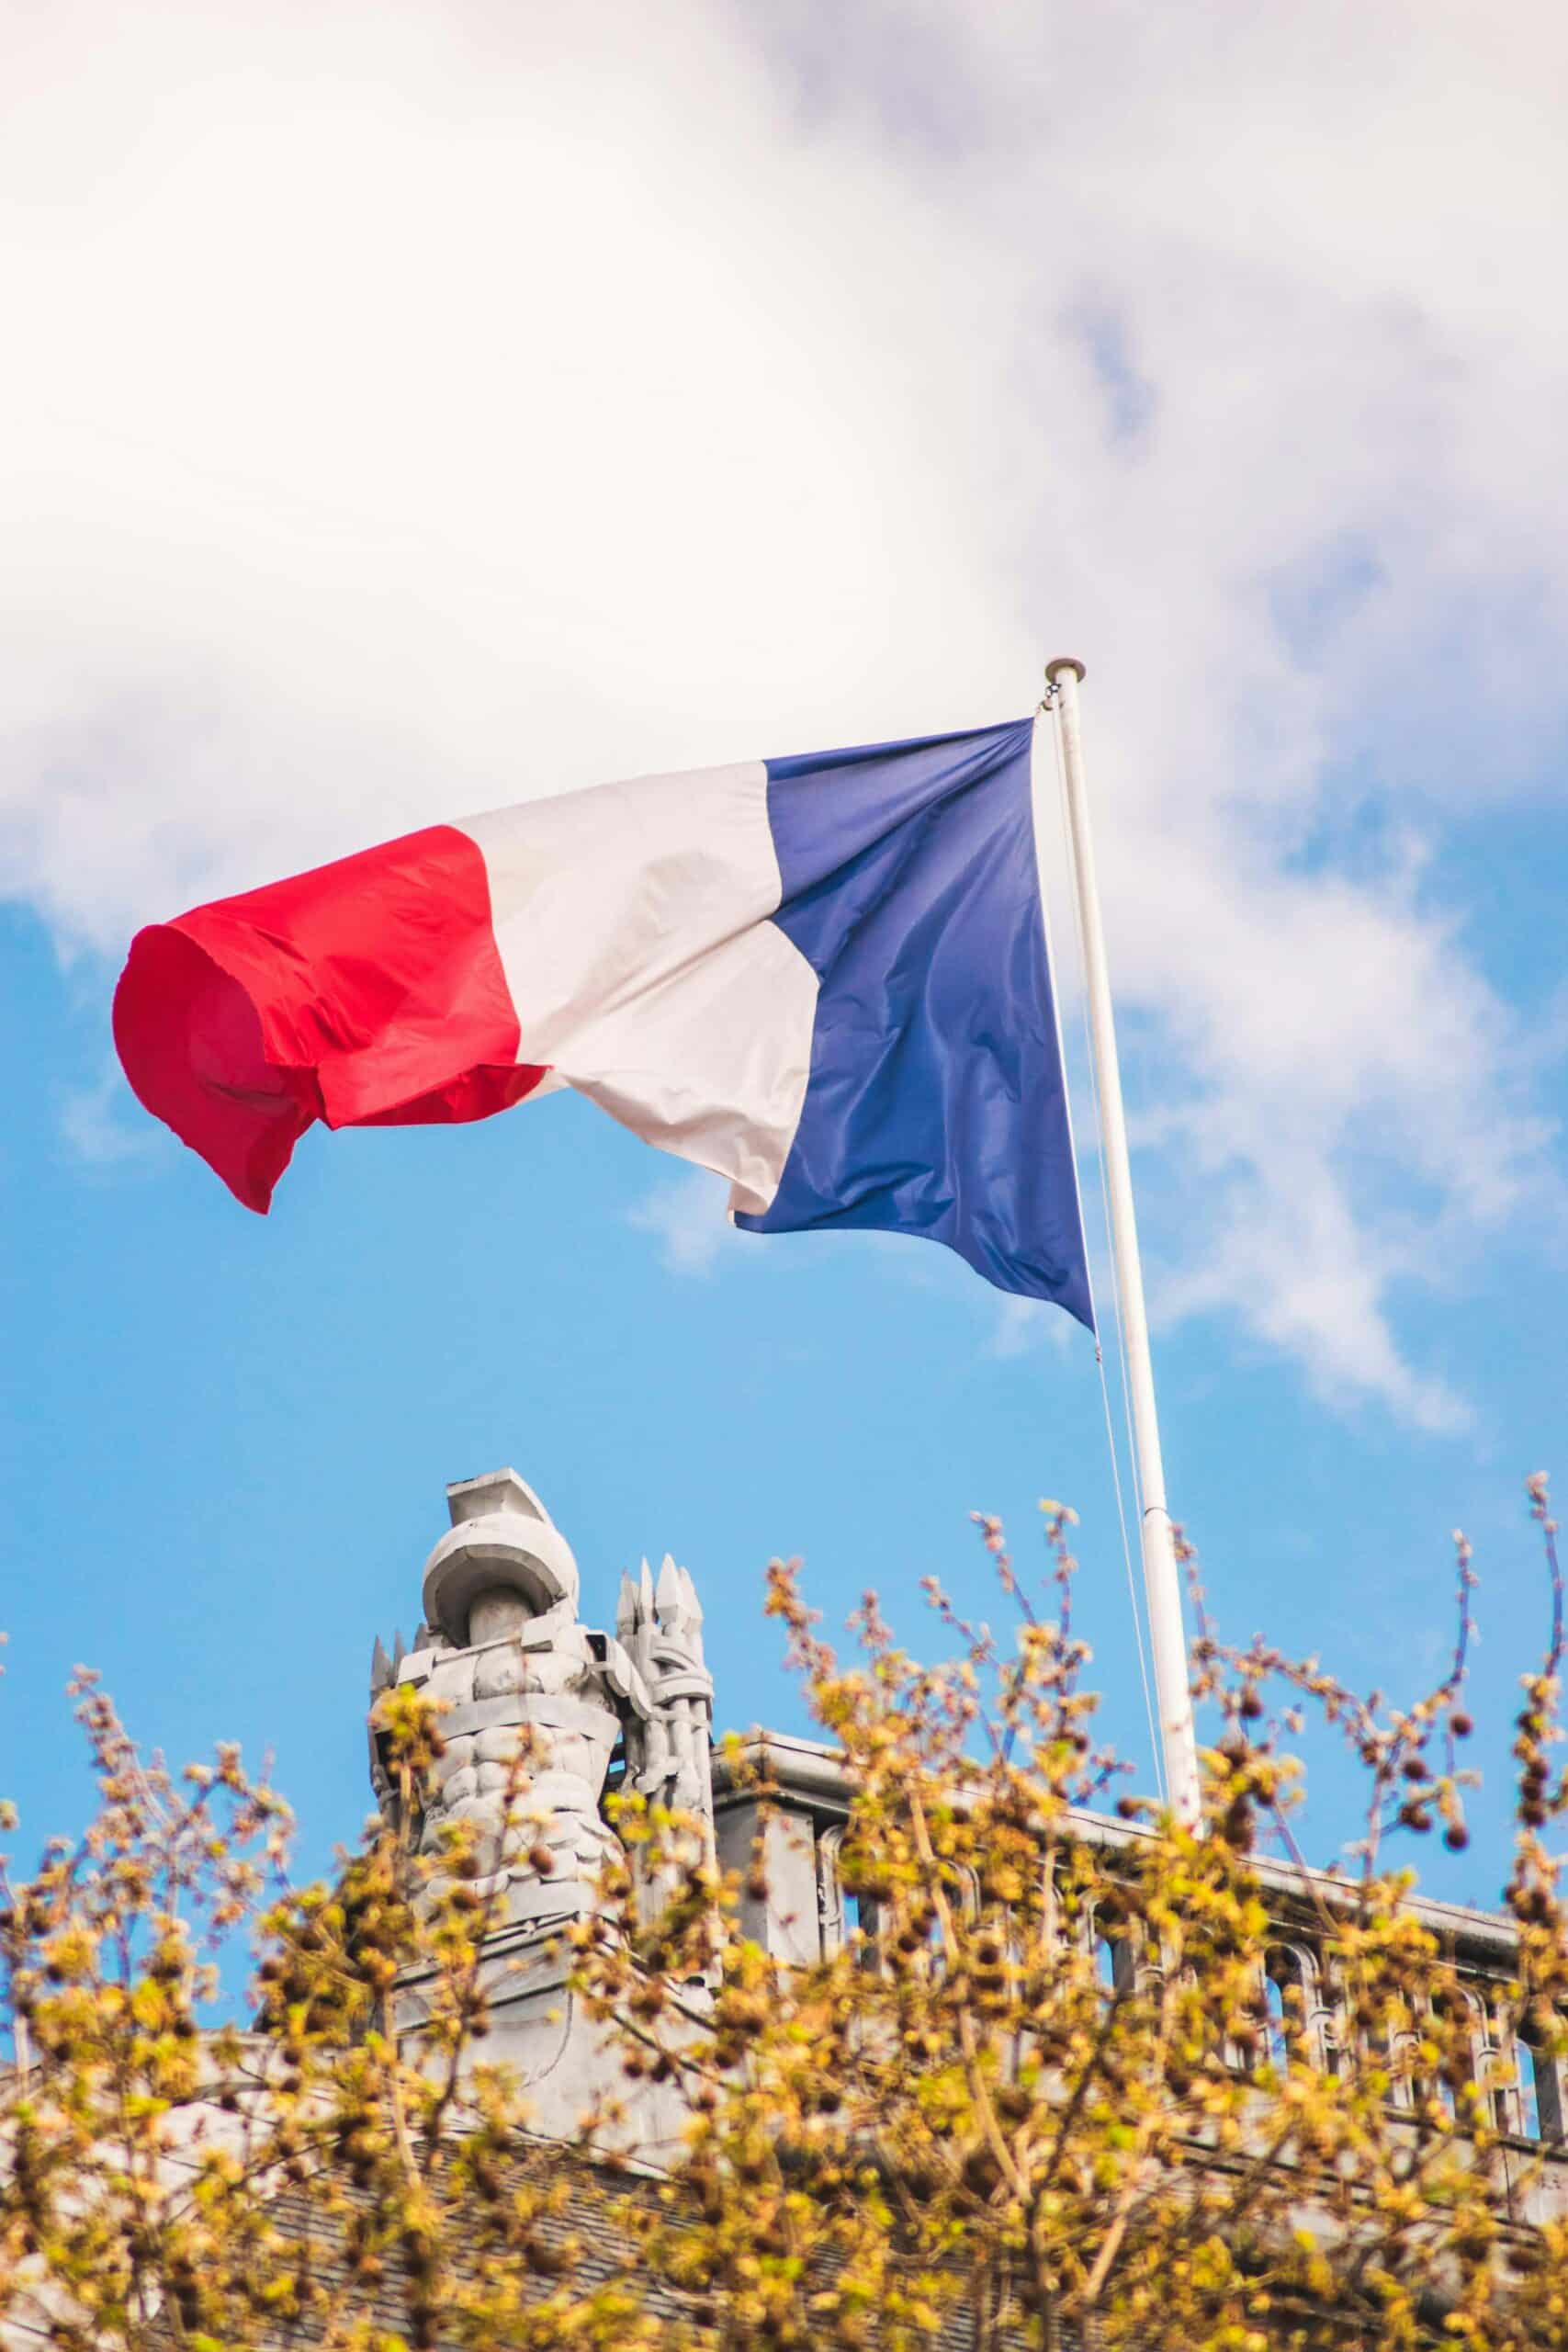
372, 1464, 1568, 2225
7, 1458, 1568, 2352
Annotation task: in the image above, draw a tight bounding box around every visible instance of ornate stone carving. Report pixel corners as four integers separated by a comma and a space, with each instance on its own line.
368, 1469, 713, 1931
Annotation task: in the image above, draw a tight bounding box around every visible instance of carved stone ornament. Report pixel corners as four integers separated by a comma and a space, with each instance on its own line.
368, 1468, 713, 1931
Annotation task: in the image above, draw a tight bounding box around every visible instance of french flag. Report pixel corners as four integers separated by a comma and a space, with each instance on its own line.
114, 719, 1093, 1328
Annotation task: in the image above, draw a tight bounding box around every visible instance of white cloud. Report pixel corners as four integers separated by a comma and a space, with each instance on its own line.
56, 1066, 157, 1169
986, 1295, 1077, 1363
5, 0, 1565, 1419
628, 1170, 736, 1279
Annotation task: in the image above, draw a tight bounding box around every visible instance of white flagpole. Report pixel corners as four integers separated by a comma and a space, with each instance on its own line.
1045, 657, 1201, 1826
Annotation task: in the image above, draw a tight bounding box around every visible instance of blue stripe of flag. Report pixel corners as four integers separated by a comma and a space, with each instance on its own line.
734, 719, 1094, 1330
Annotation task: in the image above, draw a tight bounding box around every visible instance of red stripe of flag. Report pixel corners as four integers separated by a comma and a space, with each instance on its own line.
112, 823, 547, 1212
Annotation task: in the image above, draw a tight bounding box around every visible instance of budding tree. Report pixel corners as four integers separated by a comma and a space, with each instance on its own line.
4, 1481, 1567, 2351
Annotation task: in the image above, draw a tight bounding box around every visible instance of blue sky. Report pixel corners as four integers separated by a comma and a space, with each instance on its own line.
3, 0, 1567, 1910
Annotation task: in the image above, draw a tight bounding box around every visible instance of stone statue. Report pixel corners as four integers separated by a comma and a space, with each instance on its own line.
368, 1468, 713, 1930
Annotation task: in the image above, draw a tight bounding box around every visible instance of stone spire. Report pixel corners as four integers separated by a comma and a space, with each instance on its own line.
616, 1555, 714, 1832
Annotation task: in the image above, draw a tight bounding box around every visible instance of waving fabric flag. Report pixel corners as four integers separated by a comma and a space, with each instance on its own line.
113, 719, 1093, 1328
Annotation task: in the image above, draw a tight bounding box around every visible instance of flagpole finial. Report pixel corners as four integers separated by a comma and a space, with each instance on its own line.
1044, 656, 1086, 685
